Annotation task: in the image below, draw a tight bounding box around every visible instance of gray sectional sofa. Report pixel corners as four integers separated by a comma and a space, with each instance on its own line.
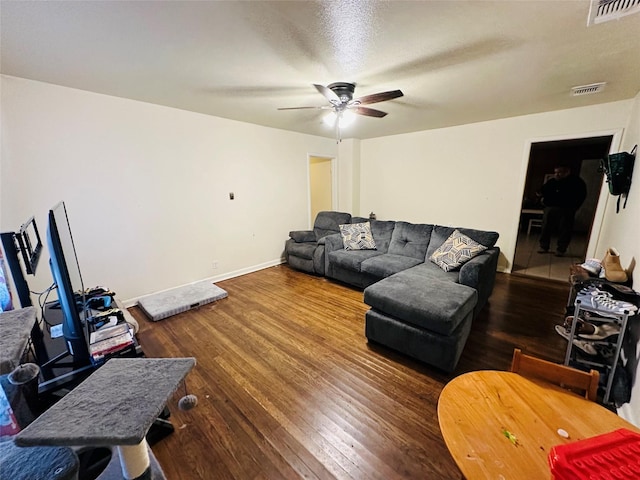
285, 212, 500, 372
285, 211, 352, 276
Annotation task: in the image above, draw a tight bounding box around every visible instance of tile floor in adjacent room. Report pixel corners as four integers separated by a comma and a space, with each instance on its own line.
512, 229, 588, 282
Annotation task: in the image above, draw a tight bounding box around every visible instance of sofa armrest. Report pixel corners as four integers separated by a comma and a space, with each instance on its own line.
323, 233, 344, 274
324, 233, 343, 252
289, 230, 316, 243
459, 247, 500, 313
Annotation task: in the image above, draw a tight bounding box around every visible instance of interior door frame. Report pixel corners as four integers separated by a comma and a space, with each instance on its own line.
508, 128, 624, 272
307, 153, 338, 228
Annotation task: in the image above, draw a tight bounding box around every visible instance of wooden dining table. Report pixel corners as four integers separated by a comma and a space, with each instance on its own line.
437, 370, 639, 479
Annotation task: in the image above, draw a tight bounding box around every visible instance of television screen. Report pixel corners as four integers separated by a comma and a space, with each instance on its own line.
47, 201, 90, 364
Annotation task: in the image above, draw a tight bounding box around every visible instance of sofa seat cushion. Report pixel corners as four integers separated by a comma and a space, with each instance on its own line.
407, 262, 460, 283
286, 241, 317, 260
388, 222, 433, 260
364, 271, 477, 336
328, 249, 383, 272
361, 254, 424, 279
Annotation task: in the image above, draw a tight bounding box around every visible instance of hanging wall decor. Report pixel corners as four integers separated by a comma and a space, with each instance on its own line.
600, 145, 636, 213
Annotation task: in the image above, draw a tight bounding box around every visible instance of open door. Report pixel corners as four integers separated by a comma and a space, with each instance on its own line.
513, 136, 611, 281
308, 155, 336, 225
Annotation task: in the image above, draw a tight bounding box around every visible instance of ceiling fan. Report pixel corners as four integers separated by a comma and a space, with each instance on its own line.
278, 82, 403, 141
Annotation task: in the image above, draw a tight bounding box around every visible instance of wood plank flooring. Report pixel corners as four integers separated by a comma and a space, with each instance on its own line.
132, 265, 570, 480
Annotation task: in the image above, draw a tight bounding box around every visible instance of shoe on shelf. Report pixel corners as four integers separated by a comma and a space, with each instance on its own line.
575, 293, 637, 317
563, 316, 595, 335
575, 286, 638, 310
581, 258, 602, 276
580, 309, 626, 323
602, 247, 628, 283
564, 316, 621, 341
554, 325, 598, 355
579, 323, 620, 341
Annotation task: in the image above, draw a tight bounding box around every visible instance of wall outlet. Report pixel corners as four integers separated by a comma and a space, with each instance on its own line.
212, 261, 219, 270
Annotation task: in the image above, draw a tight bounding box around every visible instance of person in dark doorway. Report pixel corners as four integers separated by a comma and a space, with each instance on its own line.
537, 165, 587, 257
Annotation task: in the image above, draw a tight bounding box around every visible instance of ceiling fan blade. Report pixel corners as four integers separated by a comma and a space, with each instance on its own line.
350, 106, 388, 118
278, 106, 318, 110
277, 106, 332, 111
314, 84, 342, 106
355, 90, 404, 105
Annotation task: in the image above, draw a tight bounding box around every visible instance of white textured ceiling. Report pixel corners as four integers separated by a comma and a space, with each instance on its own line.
1, 1, 639, 140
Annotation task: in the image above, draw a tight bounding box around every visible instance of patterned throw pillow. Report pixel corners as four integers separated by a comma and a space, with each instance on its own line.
339, 222, 377, 250
430, 229, 487, 271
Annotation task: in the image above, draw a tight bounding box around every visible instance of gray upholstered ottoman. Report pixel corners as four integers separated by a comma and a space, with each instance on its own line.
364, 271, 477, 372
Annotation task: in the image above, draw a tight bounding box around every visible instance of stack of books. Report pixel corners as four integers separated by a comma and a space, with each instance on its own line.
89, 323, 134, 360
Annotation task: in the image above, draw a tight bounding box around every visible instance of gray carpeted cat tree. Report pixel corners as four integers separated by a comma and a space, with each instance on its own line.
15, 357, 196, 480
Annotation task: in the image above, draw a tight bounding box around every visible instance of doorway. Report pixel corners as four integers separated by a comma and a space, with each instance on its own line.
308, 155, 336, 224
513, 136, 612, 281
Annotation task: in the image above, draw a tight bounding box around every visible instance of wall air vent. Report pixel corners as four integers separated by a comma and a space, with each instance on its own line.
587, 0, 640, 25
571, 82, 607, 96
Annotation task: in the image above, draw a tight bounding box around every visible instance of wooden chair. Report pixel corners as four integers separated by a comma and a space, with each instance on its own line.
510, 348, 600, 402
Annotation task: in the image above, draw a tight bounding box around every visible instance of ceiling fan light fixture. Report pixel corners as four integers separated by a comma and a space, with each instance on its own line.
323, 110, 356, 128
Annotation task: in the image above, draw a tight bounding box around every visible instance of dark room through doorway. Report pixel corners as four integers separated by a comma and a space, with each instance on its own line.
513, 135, 612, 282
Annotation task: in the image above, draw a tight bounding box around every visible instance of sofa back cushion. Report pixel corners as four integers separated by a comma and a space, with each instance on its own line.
388, 222, 433, 260
314, 211, 352, 240
427, 225, 499, 259
370, 220, 396, 253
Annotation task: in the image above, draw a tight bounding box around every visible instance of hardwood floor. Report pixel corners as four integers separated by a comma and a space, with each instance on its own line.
132, 265, 570, 480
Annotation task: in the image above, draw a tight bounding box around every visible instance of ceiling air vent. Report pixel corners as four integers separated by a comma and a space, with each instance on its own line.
571, 82, 607, 96
587, 0, 640, 25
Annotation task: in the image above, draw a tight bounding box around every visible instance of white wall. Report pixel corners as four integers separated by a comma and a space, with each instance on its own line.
336, 138, 360, 214
597, 92, 640, 425
359, 101, 633, 271
0, 76, 337, 303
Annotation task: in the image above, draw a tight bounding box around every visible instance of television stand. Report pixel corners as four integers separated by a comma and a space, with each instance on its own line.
38, 351, 95, 396
37, 301, 142, 397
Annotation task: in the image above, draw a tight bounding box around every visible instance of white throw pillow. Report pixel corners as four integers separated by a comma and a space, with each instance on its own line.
339, 222, 377, 251
430, 229, 487, 272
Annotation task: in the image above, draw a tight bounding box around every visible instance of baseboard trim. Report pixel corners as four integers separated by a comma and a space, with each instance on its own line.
121, 258, 286, 308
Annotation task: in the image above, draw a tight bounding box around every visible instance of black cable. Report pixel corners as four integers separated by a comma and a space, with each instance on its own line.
35, 283, 57, 330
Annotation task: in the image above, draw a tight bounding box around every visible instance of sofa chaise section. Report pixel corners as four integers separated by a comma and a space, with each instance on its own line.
364, 271, 478, 372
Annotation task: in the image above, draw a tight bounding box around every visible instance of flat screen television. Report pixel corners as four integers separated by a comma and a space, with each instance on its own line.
47, 201, 91, 365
